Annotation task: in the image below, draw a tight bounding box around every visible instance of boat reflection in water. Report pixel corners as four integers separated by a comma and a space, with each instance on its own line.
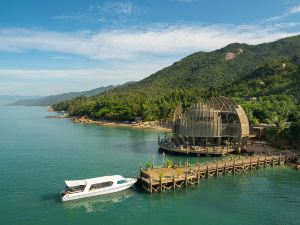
62, 189, 135, 213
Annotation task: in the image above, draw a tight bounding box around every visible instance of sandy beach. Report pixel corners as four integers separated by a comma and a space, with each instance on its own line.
72, 116, 171, 132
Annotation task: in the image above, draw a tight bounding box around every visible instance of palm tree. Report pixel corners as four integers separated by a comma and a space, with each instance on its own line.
266, 114, 289, 146
272, 114, 289, 134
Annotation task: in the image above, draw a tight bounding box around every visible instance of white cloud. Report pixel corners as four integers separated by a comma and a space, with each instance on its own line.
289, 4, 300, 14
0, 24, 298, 61
0, 66, 155, 80
0, 60, 173, 95
54, 1, 144, 24
99, 2, 138, 15
52, 56, 72, 60
267, 4, 300, 21
0, 22, 299, 95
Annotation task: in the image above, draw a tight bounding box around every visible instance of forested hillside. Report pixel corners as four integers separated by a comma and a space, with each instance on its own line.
226, 57, 300, 124
53, 35, 300, 125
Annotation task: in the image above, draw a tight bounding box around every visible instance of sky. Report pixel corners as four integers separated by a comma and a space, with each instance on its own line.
1, 0, 300, 96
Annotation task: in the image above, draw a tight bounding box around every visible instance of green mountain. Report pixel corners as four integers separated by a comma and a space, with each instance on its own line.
10, 85, 117, 106
0, 95, 43, 106
53, 35, 300, 123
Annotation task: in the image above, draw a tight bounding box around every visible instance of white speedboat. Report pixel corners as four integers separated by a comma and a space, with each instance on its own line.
60, 175, 137, 202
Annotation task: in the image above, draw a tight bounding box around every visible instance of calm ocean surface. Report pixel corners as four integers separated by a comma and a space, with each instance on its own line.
0, 106, 299, 225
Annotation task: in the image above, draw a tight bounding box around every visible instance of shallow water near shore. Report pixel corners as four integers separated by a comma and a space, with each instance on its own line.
0, 106, 299, 225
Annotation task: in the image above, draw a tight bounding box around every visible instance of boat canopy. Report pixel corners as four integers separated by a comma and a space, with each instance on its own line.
65, 180, 87, 187
65, 175, 124, 187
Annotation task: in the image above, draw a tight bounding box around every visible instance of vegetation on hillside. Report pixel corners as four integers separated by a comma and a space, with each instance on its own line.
226, 57, 300, 149
52, 35, 300, 148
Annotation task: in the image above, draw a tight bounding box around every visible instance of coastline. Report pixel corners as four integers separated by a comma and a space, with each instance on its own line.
54, 115, 171, 132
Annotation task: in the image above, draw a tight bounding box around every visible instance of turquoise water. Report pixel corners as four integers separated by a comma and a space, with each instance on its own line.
0, 106, 299, 225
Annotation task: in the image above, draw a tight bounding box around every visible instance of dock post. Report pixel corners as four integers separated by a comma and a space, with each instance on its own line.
159, 177, 163, 192
279, 153, 282, 164
197, 171, 200, 184
206, 165, 209, 178
281, 154, 283, 164
216, 163, 219, 177
264, 154, 267, 167
233, 160, 235, 174
150, 177, 152, 194
242, 160, 244, 171
185, 175, 188, 187
173, 176, 175, 190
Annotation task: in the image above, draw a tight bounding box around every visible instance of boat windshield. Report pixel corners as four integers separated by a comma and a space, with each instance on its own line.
66, 185, 85, 193
117, 179, 127, 184
89, 181, 113, 190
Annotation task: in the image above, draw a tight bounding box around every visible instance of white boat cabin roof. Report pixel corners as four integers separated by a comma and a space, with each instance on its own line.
65, 175, 124, 187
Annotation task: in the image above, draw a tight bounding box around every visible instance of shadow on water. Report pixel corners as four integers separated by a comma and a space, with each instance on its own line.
40, 192, 61, 203
134, 182, 148, 194
114, 142, 155, 152
61, 189, 135, 213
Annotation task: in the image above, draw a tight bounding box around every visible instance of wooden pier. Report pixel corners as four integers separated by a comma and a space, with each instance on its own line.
138, 153, 298, 193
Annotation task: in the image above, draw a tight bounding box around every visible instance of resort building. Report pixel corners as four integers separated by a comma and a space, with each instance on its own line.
159, 96, 249, 156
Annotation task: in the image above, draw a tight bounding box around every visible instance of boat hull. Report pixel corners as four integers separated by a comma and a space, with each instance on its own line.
61, 179, 136, 202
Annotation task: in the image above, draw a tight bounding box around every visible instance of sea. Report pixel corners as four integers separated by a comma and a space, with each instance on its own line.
0, 106, 299, 225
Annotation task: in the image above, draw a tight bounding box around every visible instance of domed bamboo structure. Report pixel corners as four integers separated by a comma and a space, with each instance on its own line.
159, 96, 249, 156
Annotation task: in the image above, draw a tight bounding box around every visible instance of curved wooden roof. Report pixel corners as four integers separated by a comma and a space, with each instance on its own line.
173, 96, 249, 139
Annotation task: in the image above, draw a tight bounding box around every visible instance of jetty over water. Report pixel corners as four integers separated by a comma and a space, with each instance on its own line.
138, 153, 298, 193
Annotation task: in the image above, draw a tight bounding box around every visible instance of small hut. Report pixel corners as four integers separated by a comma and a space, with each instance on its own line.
159, 96, 249, 156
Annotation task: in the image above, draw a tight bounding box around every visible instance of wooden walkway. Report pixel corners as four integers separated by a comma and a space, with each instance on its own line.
138, 153, 298, 193
159, 144, 236, 156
